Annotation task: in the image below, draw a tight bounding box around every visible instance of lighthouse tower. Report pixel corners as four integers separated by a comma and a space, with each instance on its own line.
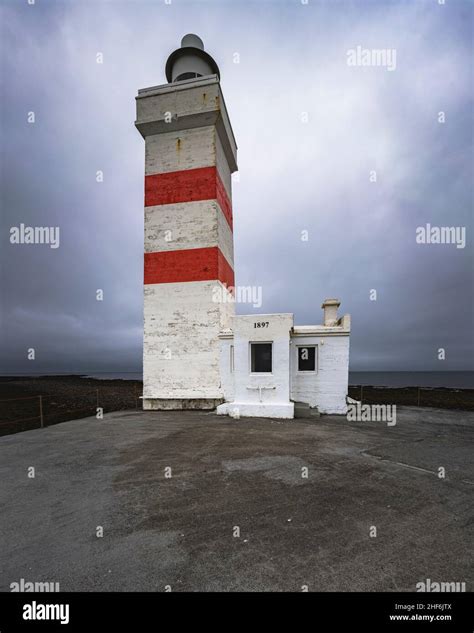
135, 35, 237, 410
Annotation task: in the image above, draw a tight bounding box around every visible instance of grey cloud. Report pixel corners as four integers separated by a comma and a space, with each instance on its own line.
0, 0, 472, 374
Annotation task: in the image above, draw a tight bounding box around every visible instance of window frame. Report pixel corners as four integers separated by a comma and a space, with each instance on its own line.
296, 344, 318, 374
249, 341, 273, 374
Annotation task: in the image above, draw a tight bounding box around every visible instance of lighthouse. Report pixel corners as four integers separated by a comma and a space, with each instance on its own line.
135, 35, 238, 410
135, 35, 351, 418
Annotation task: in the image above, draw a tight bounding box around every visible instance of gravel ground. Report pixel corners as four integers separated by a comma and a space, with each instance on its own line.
0, 406, 472, 592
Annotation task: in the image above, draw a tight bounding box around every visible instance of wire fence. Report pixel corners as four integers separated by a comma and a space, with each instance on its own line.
349, 385, 427, 406
347, 384, 473, 411
1, 385, 472, 435
0, 388, 142, 434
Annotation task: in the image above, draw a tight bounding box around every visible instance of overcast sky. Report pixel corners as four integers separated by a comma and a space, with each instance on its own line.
0, 0, 472, 375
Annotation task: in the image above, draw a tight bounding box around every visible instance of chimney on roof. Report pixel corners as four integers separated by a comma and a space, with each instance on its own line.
321, 298, 341, 326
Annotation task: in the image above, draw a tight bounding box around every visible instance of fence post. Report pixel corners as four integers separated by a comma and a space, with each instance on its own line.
39, 395, 44, 428
96, 388, 99, 409
417, 387, 421, 407
360, 385, 363, 404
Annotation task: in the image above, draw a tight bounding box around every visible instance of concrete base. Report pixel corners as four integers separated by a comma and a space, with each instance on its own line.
318, 403, 348, 415
216, 401, 294, 419
143, 398, 223, 411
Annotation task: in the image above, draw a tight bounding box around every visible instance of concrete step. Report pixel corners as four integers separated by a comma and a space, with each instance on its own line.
292, 401, 321, 418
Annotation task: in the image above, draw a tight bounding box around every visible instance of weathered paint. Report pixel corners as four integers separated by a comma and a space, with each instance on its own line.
145, 126, 215, 175
144, 200, 234, 265
145, 166, 232, 230
215, 131, 232, 200
136, 76, 238, 409
290, 335, 350, 414
135, 76, 238, 174
217, 314, 295, 419
143, 280, 234, 406
218, 311, 351, 417
144, 246, 234, 287
219, 335, 235, 402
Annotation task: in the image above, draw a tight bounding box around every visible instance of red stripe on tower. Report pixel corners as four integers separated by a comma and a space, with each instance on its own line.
144, 246, 234, 287
145, 166, 233, 230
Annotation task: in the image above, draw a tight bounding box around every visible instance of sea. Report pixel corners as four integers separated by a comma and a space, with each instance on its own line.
82, 371, 474, 390
2, 371, 471, 389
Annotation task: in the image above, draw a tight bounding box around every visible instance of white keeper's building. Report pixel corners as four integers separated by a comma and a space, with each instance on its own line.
135, 35, 351, 419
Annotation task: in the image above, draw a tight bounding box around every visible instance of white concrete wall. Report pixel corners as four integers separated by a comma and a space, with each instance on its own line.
145, 126, 215, 175
144, 200, 234, 266
219, 337, 235, 402
141, 80, 236, 408
136, 77, 238, 174
137, 80, 221, 128
215, 131, 232, 200
219, 314, 294, 418
290, 335, 349, 414
219, 318, 350, 417
144, 280, 234, 400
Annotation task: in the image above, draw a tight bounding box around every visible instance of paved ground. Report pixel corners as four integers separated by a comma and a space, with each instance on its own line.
0, 407, 473, 592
